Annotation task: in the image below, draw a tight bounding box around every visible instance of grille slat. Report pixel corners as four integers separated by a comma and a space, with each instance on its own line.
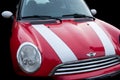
56, 59, 118, 71
55, 62, 120, 75
61, 56, 117, 68
50, 55, 120, 75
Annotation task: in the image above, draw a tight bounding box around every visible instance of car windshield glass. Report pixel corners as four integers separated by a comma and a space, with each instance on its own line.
21, 0, 93, 18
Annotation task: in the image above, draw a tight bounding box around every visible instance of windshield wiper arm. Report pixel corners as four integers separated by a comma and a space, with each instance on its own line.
21, 15, 62, 22
62, 13, 95, 20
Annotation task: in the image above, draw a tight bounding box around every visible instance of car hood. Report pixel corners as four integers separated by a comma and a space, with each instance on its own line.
14, 19, 120, 76
21, 19, 116, 63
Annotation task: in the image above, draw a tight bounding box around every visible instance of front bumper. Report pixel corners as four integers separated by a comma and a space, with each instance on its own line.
86, 70, 120, 80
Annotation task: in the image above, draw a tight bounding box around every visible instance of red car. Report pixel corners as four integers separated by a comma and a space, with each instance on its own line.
2, 0, 120, 80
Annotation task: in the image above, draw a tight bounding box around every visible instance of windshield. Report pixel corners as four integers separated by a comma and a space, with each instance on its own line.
20, 0, 93, 18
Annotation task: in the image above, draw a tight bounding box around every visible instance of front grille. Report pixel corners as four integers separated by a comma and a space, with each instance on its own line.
50, 55, 120, 76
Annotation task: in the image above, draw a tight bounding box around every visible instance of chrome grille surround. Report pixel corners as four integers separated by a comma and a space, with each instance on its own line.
49, 55, 120, 76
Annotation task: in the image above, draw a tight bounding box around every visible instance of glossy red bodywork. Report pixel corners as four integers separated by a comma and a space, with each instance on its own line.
10, 17, 120, 79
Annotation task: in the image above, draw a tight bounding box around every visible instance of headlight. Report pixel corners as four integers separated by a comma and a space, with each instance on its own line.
17, 42, 42, 73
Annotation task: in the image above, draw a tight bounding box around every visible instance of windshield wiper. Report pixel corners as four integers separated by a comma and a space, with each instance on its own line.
62, 13, 95, 20
21, 15, 62, 22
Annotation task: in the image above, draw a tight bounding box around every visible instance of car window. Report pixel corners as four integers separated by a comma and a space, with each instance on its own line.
21, 0, 92, 18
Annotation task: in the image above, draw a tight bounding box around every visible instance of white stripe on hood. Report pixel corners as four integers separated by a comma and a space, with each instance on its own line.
88, 22, 115, 56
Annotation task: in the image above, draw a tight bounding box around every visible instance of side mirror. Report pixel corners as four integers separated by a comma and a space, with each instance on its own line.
1, 11, 13, 19
91, 9, 97, 15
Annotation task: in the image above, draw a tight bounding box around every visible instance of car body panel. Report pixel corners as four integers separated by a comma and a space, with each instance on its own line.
10, 18, 120, 77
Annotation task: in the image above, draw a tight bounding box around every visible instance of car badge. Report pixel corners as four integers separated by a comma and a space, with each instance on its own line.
87, 52, 96, 57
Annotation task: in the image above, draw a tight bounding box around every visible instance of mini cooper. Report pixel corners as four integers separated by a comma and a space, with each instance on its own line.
2, 0, 120, 80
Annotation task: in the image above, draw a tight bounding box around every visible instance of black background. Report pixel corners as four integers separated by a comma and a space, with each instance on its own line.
0, 0, 120, 79
86, 0, 120, 28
